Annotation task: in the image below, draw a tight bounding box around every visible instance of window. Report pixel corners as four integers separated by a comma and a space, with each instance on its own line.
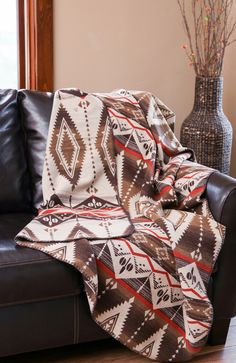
19, 0, 53, 91
0, 0, 53, 90
0, 0, 18, 88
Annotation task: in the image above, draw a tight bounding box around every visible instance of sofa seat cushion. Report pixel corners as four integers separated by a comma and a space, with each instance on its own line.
0, 213, 82, 307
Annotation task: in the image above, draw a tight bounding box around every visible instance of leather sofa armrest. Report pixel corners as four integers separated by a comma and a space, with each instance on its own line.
206, 171, 236, 318
206, 171, 236, 226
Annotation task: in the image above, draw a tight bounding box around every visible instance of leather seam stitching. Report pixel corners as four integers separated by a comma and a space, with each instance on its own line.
0, 258, 55, 268
0, 291, 81, 308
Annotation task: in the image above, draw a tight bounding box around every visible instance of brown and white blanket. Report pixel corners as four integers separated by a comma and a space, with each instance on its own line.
16, 89, 225, 362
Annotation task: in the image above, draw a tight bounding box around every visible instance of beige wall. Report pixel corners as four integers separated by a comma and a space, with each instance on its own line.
54, 0, 236, 177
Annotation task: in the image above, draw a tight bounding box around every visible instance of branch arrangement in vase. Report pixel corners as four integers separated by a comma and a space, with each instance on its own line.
177, 0, 236, 77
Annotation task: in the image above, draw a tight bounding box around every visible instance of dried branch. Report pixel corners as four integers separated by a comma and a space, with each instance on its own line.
177, 0, 236, 76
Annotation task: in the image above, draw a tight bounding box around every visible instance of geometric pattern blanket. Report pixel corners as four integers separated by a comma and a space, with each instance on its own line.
16, 89, 225, 362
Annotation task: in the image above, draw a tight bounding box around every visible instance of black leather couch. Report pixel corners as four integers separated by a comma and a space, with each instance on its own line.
0, 88, 236, 357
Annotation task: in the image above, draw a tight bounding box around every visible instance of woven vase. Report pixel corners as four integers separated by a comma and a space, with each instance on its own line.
180, 76, 233, 174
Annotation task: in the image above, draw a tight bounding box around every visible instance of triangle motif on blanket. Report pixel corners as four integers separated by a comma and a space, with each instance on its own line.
96, 297, 135, 338
134, 324, 168, 360
49, 246, 67, 260
42, 241, 76, 264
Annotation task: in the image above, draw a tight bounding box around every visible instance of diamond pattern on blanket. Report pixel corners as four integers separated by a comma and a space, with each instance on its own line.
50, 105, 85, 189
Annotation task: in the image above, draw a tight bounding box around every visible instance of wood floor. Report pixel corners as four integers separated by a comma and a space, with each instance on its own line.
1, 318, 236, 363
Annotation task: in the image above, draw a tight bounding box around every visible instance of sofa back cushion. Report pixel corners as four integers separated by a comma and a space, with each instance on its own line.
0, 89, 31, 213
18, 90, 53, 210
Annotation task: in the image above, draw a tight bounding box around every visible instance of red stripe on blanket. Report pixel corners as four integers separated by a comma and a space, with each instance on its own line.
158, 185, 172, 196
96, 258, 201, 353
137, 227, 169, 241
189, 186, 205, 197
114, 139, 154, 169
182, 288, 208, 300
178, 171, 203, 180
173, 251, 212, 273
108, 108, 154, 140
38, 206, 125, 215
178, 186, 205, 209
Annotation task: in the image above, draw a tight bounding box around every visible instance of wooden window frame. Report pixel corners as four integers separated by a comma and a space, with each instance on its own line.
17, 0, 53, 91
